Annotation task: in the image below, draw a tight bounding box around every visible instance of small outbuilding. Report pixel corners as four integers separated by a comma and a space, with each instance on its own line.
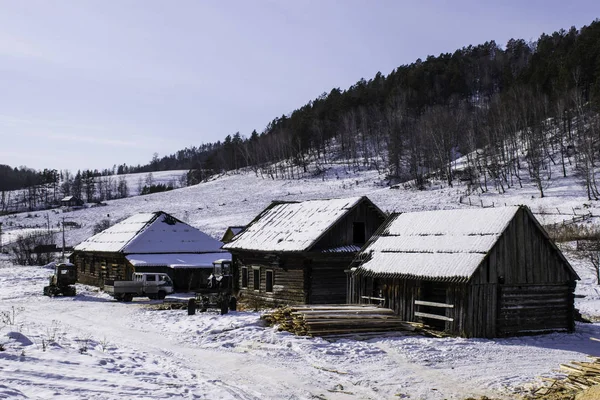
221, 226, 245, 244
70, 211, 229, 291
60, 196, 84, 208
348, 206, 580, 338
223, 196, 386, 305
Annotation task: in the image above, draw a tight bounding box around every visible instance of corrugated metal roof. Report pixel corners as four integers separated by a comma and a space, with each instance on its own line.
356, 206, 520, 281
359, 252, 486, 281
126, 252, 230, 269
223, 197, 364, 252
74, 212, 224, 254
384, 207, 519, 236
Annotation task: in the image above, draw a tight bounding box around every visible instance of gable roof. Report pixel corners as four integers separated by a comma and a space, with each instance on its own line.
355, 206, 524, 282
223, 196, 376, 252
74, 211, 224, 254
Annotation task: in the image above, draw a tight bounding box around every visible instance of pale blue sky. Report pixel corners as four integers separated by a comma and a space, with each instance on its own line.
1, 1, 598, 172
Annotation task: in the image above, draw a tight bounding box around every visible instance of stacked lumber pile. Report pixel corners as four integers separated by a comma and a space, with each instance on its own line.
262, 304, 418, 337
534, 356, 600, 397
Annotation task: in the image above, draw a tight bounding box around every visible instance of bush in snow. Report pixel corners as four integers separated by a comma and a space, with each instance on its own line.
9, 232, 56, 266
93, 219, 113, 234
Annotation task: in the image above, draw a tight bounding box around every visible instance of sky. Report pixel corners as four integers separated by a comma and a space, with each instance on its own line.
0, 1, 599, 172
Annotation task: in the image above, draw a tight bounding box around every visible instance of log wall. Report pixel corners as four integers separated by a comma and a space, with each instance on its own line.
309, 254, 355, 304
70, 252, 131, 287
235, 252, 307, 305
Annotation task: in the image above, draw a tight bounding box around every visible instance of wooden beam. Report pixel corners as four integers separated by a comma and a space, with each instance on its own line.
361, 296, 385, 301
415, 311, 454, 322
415, 300, 454, 308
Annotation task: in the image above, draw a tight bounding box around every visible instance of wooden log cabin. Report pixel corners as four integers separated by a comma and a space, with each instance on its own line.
348, 206, 580, 338
223, 196, 386, 305
70, 211, 230, 291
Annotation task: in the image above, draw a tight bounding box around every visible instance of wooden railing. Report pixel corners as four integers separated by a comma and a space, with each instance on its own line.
414, 299, 454, 322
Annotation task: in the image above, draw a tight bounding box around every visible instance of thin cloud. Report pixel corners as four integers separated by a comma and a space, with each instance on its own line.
0, 34, 48, 60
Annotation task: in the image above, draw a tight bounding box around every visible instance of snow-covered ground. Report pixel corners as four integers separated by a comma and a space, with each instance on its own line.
1, 263, 599, 400
1, 161, 600, 399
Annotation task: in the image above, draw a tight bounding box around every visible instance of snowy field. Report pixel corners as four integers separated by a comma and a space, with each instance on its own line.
1, 263, 599, 400
1, 162, 600, 399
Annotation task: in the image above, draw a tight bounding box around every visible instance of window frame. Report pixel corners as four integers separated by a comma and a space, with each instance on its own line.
252, 267, 260, 291
352, 221, 366, 245
265, 269, 274, 293
241, 266, 248, 288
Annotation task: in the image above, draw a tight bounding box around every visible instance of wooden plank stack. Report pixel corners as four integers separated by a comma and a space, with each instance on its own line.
262, 304, 419, 337
534, 356, 600, 397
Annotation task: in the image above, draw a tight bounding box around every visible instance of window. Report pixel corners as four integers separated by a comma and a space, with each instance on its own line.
146, 274, 156, 282
90, 264, 96, 275
266, 270, 274, 293
80, 261, 86, 274
241, 267, 248, 288
253, 268, 260, 291
353, 222, 366, 245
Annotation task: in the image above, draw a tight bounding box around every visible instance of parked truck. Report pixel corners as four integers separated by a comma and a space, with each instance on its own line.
104, 272, 174, 302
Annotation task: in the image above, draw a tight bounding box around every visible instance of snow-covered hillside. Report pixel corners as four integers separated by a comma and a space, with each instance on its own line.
1, 160, 600, 399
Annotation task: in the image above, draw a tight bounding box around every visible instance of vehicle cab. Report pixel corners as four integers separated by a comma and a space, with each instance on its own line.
133, 272, 174, 291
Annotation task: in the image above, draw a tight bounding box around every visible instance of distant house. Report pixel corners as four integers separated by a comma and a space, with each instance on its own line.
223, 196, 386, 305
60, 196, 84, 208
70, 211, 229, 291
221, 226, 245, 244
348, 206, 580, 338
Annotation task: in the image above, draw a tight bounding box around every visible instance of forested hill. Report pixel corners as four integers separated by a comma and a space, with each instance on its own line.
3, 20, 600, 195
157, 20, 600, 190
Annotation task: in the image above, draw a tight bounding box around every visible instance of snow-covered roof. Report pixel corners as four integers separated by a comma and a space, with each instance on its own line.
356, 207, 521, 281
61, 196, 81, 202
126, 252, 230, 269
74, 211, 224, 254
223, 197, 366, 252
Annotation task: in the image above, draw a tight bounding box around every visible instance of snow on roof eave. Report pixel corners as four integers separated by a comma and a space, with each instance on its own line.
353, 267, 471, 283
122, 250, 229, 255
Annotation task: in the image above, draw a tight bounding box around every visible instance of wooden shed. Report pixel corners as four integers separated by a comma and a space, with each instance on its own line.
348, 206, 580, 338
221, 226, 245, 244
60, 196, 84, 208
223, 196, 386, 305
70, 211, 229, 291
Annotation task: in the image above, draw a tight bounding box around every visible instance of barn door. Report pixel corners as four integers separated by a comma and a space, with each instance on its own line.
497, 284, 572, 336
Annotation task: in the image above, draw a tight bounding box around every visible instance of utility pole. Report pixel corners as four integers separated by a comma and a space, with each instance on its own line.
62, 216, 66, 262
